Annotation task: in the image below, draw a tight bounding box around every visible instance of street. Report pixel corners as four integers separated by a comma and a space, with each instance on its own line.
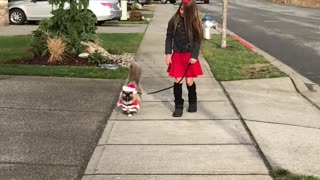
198, 0, 320, 84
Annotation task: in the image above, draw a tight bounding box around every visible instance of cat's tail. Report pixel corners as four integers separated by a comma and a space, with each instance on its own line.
128, 61, 142, 92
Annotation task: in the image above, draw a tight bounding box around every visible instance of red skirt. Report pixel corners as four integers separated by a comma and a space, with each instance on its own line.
167, 52, 203, 78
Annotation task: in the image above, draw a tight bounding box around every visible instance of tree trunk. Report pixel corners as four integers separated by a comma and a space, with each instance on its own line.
221, 0, 228, 48
0, 0, 9, 26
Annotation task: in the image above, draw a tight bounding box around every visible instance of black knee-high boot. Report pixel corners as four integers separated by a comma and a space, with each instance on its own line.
173, 82, 184, 117
187, 82, 197, 112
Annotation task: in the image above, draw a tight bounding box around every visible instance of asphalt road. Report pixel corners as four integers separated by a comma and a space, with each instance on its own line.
198, 0, 320, 84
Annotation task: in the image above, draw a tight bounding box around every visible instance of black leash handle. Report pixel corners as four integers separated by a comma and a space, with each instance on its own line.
147, 62, 191, 95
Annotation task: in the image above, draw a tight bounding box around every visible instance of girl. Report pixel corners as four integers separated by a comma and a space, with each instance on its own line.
165, 0, 203, 117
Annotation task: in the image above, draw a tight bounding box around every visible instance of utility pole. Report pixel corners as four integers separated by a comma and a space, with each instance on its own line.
0, 0, 9, 26
221, 0, 228, 48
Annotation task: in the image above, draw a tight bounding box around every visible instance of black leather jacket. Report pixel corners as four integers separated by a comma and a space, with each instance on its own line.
165, 16, 200, 59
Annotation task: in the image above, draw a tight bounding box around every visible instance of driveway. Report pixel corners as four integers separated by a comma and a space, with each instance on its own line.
0, 75, 123, 179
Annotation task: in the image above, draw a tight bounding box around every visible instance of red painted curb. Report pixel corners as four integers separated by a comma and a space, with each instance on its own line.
231, 34, 254, 50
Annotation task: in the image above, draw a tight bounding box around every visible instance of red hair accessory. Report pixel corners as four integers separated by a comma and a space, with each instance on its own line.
182, 0, 191, 5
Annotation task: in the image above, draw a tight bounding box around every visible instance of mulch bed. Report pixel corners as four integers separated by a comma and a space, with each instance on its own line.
8, 55, 97, 66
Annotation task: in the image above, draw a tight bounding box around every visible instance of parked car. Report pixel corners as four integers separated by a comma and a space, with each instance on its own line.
8, 0, 122, 25
127, 0, 152, 5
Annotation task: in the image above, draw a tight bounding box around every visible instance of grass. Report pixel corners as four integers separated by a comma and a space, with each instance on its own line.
104, 17, 152, 25
103, 7, 154, 25
201, 34, 287, 81
272, 169, 320, 180
0, 64, 129, 79
103, 19, 149, 25
0, 33, 144, 79
0, 35, 33, 64
98, 33, 144, 53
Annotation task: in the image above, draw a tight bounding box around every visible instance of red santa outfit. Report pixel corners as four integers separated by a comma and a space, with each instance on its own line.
117, 84, 140, 114
167, 52, 203, 78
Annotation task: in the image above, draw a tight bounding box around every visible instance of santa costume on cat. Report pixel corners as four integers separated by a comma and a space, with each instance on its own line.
117, 84, 140, 116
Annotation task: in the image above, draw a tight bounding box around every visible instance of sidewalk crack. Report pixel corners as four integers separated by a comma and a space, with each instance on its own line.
245, 119, 320, 130
218, 81, 274, 176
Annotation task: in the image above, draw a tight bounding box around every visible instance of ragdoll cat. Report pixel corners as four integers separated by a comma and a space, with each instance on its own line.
117, 62, 142, 117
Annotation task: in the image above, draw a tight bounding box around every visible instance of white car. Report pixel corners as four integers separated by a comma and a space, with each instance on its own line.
9, 0, 122, 25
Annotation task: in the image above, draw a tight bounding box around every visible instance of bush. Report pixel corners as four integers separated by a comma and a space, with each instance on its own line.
47, 36, 66, 63
31, 30, 48, 57
87, 52, 108, 64
130, 3, 142, 10
31, 0, 97, 60
106, 48, 123, 55
128, 11, 143, 21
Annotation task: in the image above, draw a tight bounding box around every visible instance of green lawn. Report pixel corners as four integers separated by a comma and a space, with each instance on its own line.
103, 8, 154, 25
201, 35, 287, 81
0, 64, 129, 79
98, 33, 143, 53
0, 35, 33, 64
103, 13, 153, 25
272, 169, 320, 180
0, 33, 144, 79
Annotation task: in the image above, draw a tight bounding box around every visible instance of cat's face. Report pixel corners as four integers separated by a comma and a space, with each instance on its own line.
121, 91, 134, 102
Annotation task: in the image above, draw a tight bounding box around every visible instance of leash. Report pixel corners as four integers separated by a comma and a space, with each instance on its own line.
146, 62, 191, 95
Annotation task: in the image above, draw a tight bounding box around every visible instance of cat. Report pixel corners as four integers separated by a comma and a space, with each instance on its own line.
117, 62, 142, 117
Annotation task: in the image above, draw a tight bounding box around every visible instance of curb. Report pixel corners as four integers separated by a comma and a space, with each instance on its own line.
230, 34, 254, 50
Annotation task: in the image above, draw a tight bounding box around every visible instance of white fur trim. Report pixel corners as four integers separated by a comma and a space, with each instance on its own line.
122, 86, 137, 94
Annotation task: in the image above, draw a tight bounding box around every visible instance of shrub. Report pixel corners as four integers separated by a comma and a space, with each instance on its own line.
87, 52, 108, 64
31, 0, 97, 61
128, 11, 143, 21
130, 3, 142, 10
47, 36, 66, 63
31, 30, 48, 58
106, 48, 123, 55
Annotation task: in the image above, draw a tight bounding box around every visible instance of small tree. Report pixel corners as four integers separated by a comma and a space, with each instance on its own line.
221, 0, 228, 48
32, 0, 97, 59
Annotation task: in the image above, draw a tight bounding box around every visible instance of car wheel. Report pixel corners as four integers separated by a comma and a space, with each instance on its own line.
160, 0, 167, 4
96, 21, 106, 26
169, 0, 176, 3
9, 9, 26, 25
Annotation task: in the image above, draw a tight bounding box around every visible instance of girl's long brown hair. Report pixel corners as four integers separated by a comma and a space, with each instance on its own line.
172, 0, 203, 46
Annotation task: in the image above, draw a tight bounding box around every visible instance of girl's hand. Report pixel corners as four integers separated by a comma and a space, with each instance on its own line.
166, 54, 172, 65
189, 58, 197, 64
